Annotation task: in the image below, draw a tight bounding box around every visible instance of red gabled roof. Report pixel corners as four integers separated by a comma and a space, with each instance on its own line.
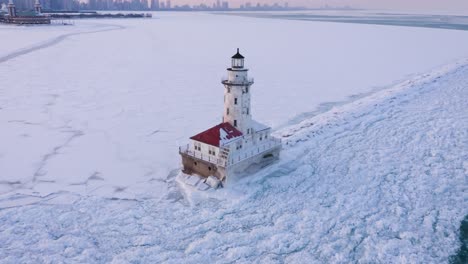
190, 122, 243, 147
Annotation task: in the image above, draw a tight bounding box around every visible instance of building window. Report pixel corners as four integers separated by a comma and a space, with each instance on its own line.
265, 135, 268, 139
234, 120, 237, 127
234, 98, 238, 105
194, 161, 197, 166
227, 87, 231, 93
208, 147, 216, 156
246, 108, 249, 115
194, 142, 201, 151
247, 128, 250, 134
227, 108, 229, 115
236, 142, 242, 150
246, 87, 249, 93
208, 166, 212, 171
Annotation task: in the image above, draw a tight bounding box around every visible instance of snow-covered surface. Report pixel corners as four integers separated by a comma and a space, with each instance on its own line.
219, 126, 242, 146
1, 57, 467, 263
0, 22, 122, 63
205, 176, 221, 189
251, 119, 269, 132
0, 12, 468, 262
1, 12, 468, 200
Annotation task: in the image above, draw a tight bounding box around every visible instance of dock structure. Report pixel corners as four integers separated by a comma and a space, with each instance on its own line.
0, 15, 51, 24
1, 0, 51, 25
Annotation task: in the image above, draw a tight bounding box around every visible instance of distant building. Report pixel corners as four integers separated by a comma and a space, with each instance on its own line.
7, 0, 16, 16
179, 49, 281, 183
221, 1, 228, 9
1, 0, 51, 24
150, 0, 159, 10
34, 0, 41, 13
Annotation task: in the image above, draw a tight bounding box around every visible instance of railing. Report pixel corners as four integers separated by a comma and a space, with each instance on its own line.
221, 77, 254, 86
179, 144, 228, 167
226, 138, 282, 167
0, 16, 51, 24
179, 137, 282, 168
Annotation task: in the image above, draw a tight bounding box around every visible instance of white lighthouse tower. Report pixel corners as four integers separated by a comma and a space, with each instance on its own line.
179, 49, 282, 185
222, 48, 253, 135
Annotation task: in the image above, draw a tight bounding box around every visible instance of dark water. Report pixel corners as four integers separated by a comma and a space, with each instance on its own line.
225, 12, 468, 31
450, 215, 468, 264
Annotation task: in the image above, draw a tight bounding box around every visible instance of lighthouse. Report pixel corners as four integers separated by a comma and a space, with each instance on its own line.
222, 48, 254, 135
179, 49, 282, 185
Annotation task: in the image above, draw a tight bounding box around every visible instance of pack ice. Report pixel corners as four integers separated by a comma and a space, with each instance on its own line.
0, 13, 468, 263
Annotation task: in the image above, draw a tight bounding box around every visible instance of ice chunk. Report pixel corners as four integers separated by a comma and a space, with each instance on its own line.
185, 175, 201, 186
205, 176, 221, 189
196, 182, 210, 191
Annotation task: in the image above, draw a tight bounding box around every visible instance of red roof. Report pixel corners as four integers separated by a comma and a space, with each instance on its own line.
190, 122, 243, 147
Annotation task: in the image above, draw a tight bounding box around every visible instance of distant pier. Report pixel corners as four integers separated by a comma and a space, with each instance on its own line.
0, 0, 151, 25
46, 12, 152, 19
0, 12, 151, 25
0, 15, 51, 25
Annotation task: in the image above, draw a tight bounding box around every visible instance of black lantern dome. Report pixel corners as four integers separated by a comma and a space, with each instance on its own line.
231, 48, 244, 68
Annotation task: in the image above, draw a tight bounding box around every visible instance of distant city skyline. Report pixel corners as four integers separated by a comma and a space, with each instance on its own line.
76, 0, 468, 13
4, 0, 468, 14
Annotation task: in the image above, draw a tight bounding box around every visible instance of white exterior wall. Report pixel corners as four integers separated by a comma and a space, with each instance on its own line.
191, 140, 219, 158
227, 69, 248, 83
223, 69, 253, 135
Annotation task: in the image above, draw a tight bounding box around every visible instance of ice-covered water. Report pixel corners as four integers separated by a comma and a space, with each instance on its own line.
227, 11, 468, 31
2, 12, 468, 199
0, 12, 467, 263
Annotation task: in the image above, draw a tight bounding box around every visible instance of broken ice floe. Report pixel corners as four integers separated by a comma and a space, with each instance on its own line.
177, 174, 222, 191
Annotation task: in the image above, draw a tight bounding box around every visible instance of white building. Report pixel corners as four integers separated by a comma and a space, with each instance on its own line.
179, 49, 281, 183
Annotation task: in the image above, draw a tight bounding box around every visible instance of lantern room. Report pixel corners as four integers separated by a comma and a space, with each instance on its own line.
231, 48, 244, 68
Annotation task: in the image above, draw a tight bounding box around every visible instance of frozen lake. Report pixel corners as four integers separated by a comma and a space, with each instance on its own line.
0, 12, 467, 263
227, 10, 468, 31
1, 12, 468, 198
